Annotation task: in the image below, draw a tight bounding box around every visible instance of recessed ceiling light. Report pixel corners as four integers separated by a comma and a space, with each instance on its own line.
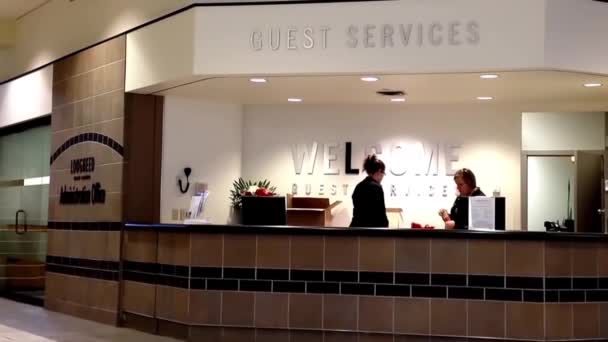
583, 83, 603, 88
361, 76, 379, 82
480, 74, 499, 79
391, 98, 406, 102
287, 98, 302, 103
249, 78, 267, 83
477, 96, 493, 101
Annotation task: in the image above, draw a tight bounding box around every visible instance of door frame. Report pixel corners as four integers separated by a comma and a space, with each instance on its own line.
521, 150, 605, 232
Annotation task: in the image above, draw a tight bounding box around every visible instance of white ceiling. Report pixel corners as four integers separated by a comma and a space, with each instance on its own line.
0, 0, 49, 19
158, 71, 608, 110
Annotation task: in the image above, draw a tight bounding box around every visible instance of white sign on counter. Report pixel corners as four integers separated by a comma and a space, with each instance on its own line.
468, 197, 495, 229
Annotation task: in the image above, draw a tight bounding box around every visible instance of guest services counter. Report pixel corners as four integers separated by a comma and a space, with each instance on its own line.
100, 223, 608, 342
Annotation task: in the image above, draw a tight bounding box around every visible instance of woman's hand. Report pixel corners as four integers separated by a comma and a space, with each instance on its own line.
438, 208, 449, 220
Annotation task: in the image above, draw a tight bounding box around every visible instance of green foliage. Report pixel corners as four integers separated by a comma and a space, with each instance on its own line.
229, 177, 277, 209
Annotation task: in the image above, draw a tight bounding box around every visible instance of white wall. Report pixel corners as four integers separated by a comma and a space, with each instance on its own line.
545, 0, 608, 75
161, 96, 243, 224
0, 65, 52, 128
527, 156, 575, 231
522, 112, 605, 151
8, 0, 190, 81
242, 104, 522, 229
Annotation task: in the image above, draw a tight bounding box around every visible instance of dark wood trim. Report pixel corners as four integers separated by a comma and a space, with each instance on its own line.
123, 93, 163, 223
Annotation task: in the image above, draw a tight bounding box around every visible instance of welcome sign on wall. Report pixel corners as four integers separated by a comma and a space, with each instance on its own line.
290, 140, 461, 199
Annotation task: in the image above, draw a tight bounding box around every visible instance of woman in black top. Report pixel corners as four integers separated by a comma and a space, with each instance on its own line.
350, 155, 389, 228
438, 168, 485, 229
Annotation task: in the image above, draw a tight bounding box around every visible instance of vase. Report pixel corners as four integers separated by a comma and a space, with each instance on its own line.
228, 207, 241, 225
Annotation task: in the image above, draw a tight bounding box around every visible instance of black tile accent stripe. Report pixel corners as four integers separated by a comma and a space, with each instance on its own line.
468, 275, 504, 288
559, 290, 585, 302
191, 267, 221, 278
47, 264, 118, 281
412, 286, 446, 298
573, 278, 598, 289
600, 277, 608, 289
524, 290, 544, 303
257, 268, 289, 281
341, 283, 374, 296
307, 282, 340, 294
47, 221, 122, 231
485, 289, 522, 301
448, 287, 484, 300
395, 273, 430, 285
506, 276, 544, 289
101, 259, 608, 302
290, 270, 323, 281
273, 281, 305, 293
325, 270, 358, 282
360, 271, 393, 284
224, 268, 255, 280
586, 290, 608, 302
376, 284, 410, 297
546, 278, 571, 290
432, 274, 467, 286
240, 280, 271, 292
207, 279, 238, 291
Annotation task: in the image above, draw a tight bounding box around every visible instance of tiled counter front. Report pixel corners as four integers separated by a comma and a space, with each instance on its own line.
120, 226, 608, 341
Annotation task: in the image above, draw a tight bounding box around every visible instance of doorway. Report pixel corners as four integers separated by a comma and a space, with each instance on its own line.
0, 118, 50, 306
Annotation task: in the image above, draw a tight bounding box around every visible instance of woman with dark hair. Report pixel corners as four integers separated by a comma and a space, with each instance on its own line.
350, 155, 389, 228
438, 168, 485, 229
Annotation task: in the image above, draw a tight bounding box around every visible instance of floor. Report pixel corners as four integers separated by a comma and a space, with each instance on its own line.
0, 298, 179, 342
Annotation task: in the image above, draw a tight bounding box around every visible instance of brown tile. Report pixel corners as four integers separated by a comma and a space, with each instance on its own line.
257, 235, 289, 268
107, 231, 120, 261
289, 293, 322, 329
158, 232, 189, 266
291, 236, 324, 269
360, 237, 395, 272
431, 239, 466, 274
573, 303, 600, 339
325, 236, 358, 271
468, 240, 505, 275
221, 292, 254, 327
122, 281, 156, 316
430, 299, 466, 336
124, 231, 157, 263
189, 290, 221, 325
506, 241, 544, 276
600, 303, 608, 338
254, 329, 290, 342
597, 245, 608, 277
395, 238, 430, 273
189, 326, 222, 342
157, 320, 188, 340
468, 301, 504, 338
103, 36, 126, 64
394, 298, 430, 335
358, 333, 394, 342
155, 285, 188, 323
545, 242, 572, 277
254, 293, 288, 329
546, 304, 573, 340
224, 235, 256, 268
324, 331, 360, 342
221, 327, 255, 342
506, 303, 544, 340
571, 242, 598, 277
323, 294, 358, 330
123, 312, 157, 336
359, 296, 394, 333
290, 330, 323, 342
104, 60, 125, 93
191, 234, 223, 267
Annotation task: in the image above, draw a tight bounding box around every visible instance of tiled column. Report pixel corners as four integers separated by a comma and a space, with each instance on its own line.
46, 36, 126, 324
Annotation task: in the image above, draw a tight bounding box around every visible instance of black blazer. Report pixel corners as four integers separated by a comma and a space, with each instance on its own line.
350, 176, 389, 228
450, 187, 485, 230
